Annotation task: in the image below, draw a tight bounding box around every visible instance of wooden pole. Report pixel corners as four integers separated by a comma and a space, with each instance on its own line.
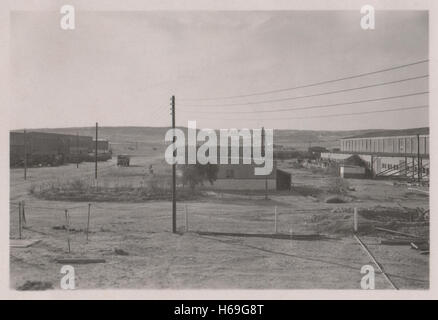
171, 95, 177, 233
23, 130, 27, 180
22, 200, 26, 225
76, 132, 79, 168
65, 209, 71, 253
95, 123, 98, 180
353, 207, 358, 233
86, 203, 91, 242
262, 127, 266, 198
417, 134, 421, 182
18, 201, 22, 239
274, 206, 278, 233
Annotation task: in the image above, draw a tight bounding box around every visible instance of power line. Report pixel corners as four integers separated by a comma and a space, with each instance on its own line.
191, 105, 428, 121
181, 91, 428, 114
180, 75, 428, 108
180, 59, 429, 101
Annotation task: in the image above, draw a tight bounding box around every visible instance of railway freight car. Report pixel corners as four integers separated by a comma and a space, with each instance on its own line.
10, 131, 93, 167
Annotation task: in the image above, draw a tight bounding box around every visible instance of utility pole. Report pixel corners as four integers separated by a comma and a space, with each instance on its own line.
417, 134, 421, 182
171, 96, 177, 233
23, 129, 27, 180
95, 122, 98, 180
262, 127, 268, 200
76, 132, 79, 168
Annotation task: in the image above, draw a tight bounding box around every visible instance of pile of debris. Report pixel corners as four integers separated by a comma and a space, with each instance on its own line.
377, 227, 429, 255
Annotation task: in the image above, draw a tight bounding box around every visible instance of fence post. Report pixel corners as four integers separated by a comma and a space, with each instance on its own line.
65, 209, 71, 253
353, 207, 358, 233
86, 203, 91, 242
274, 206, 278, 234
22, 200, 26, 226
185, 204, 189, 232
18, 201, 22, 239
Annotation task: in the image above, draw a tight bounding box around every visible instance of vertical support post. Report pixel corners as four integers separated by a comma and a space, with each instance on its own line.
23, 130, 27, 180
86, 203, 91, 242
412, 157, 415, 180
76, 132, 79, 168
353, 207, 358, 233
95, 123, 98, 180
22, 200, 26, 225
18, 201, 22, 239
185, 204, 188, 232
171, 95, 177, 233
417, 134, 421, 182
262, 127, 268, 200
65, 209, 71, 253
274, 206, 278, 233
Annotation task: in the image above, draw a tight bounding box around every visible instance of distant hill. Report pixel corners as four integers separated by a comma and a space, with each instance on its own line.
12, 126, 429, 153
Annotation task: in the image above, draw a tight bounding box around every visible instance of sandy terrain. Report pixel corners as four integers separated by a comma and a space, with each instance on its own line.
10, 156, 429, 290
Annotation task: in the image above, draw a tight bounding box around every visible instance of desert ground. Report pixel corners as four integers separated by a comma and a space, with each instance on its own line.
9, 148, 429, 290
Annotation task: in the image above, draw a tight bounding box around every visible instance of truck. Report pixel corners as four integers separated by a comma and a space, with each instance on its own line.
117, 155, 130, 167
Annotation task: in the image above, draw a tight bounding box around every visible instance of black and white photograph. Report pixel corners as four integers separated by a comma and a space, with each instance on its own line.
2, 0, 436, 299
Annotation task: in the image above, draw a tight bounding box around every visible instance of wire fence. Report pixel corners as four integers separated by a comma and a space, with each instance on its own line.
10, 196, 327, 253
10, 200, 94, 253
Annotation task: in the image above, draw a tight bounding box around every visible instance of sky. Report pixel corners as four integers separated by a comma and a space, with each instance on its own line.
10, 10, 428, 130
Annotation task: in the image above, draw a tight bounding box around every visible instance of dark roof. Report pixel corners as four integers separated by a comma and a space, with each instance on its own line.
342, 127, 429, 139
343, 154, 366, 167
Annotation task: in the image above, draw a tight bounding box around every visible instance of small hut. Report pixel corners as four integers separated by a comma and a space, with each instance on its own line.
339, 155, 366, 179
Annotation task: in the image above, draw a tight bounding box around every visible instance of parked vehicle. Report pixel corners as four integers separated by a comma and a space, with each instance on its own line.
117, 155, 130, 167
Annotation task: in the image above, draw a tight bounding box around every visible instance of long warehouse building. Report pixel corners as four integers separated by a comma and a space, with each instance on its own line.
321, 127, 429, 180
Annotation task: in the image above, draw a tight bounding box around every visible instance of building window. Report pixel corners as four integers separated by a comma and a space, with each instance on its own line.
225, 169, 234, 178
382, 163, 386, 169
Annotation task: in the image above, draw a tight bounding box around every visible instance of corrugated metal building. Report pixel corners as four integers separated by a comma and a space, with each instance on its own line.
340, 127, 429, 156
321, 127, 429, 180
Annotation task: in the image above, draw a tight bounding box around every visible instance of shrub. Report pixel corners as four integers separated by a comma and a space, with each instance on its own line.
325, 195, 347, 203
69, 179, 88, 192
328, 177, 349, 195
28, 184, 36, 195
181, 163, 218, 191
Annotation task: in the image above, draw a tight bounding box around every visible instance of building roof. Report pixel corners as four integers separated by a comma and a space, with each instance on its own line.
342, 127, 429, 140
342, 154, 366, 167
